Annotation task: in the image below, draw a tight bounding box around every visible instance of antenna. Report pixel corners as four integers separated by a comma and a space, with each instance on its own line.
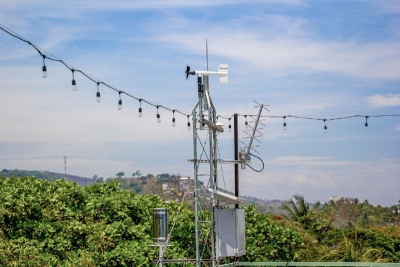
206, 37, 209, 71
240, 101, 269, 159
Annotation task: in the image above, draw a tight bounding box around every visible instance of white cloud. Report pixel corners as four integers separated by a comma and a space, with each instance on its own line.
158, 25, 400, 81
292, 173, 334, 188
367, 94, 400, 108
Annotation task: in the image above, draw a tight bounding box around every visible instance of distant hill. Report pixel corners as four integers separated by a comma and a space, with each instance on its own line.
242, 195, 285, 213
0, 169, 94, 186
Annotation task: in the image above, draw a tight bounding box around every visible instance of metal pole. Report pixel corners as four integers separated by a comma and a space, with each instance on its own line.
159, 246, 163, 267
234, 114, 239, 209
192, 110, 200, 267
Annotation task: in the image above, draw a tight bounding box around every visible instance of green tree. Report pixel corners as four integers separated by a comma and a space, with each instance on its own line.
241, 205, 303, 262
282, 194, 315, 220
116, 172, 125, 178
319, 232, 387, 262
133, 170, 141, 178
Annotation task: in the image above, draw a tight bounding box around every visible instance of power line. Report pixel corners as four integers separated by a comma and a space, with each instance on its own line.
1, 23, 399, 132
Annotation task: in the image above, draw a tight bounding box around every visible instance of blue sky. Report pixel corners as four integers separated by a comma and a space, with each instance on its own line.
0, 0, 399, 206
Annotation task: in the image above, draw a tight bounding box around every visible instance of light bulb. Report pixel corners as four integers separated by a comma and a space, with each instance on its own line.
42, 55, 47, 78
96, 91, 101, 103
283, 122, 286, 130
229, 124, 232, 132
172, 117, 176, 127
118, 99, 122, 110
157, 114, 161, 123
245, 121, 249, 130
187, 121, 191, 131
365, 122, 368, 131
324, 125, 327, 133
72, 79, 77, 91
42, 65, 47, 78
138, 107, 142, 117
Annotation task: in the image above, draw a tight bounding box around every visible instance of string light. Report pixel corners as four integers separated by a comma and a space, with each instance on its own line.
283, 116, 286, 130
118, 91, 122, 110
245, 115, 249, 129
71, 69, 77, 91
1, 24, 398, 132
324, 119, 327, 133
228, 118, 232, 132
42, 55, 47, 78
96, 82, 101, 103
157, 106, 161, 123
138, 99, 142, 117
187, 115, 191, 131
172, 110, 176, 127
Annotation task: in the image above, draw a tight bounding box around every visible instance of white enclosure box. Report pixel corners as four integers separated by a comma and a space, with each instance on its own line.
215, 209, 246, 258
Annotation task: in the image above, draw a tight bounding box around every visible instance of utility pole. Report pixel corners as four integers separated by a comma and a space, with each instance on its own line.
234, 114, 239, 209
64, 156, 67, 180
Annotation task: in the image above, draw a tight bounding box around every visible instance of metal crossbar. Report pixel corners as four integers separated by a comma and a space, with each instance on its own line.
219, 262, 400, 267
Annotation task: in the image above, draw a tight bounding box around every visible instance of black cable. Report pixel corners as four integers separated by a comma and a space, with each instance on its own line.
246, 152, 264, 172
1, 24, 399, 126
0, 24, 192, 120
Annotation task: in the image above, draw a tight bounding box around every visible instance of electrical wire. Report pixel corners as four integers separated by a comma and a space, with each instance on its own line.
246, 152, 264, 172
1, 24, 398, 130
0, 24, 191, 119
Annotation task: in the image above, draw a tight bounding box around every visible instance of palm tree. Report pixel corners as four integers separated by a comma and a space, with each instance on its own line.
282, 194, 311, 220
319, 232, 387, 262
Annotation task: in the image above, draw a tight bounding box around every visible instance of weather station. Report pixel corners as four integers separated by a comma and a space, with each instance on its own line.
151, 41, 269, 267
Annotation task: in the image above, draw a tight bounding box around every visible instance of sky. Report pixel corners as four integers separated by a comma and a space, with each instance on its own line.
0, 0, 399, 206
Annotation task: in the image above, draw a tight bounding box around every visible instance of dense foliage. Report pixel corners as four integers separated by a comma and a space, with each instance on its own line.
0, 177, 303, 265
0, 177, 164, 265
0, 177, 398, 265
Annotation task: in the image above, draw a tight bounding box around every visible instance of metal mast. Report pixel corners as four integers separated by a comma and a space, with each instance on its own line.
187, 62, 226, 266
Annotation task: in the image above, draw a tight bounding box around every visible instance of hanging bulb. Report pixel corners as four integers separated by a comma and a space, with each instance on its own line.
138, 99, 142, 117
172, 110, 176, 127
96, 91, 101, 103
42, 55, 47, 78
96, 82, 101, 103
324, 119, 327, 133
228, 119, 232, 132
187, 115, 191, 131
245, 115, 249, 130
118, 91, 122, 110
71, 69, 77, 91
283, 117, 287, 130
42, 65, 47, 78
156, 106, 161, 123
365, 116, 369, 131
